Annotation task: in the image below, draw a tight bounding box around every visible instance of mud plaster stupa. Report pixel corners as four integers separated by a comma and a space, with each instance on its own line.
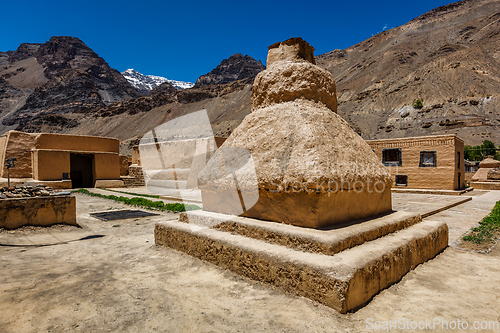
155, 38, 448, 314
471, 156, 500, 181
470, 156, 500, 190
198, 37, 392, 228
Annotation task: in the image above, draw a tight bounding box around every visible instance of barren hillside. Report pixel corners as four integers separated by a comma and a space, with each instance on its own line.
2, 0, 500, 153
317, 0, 500, 145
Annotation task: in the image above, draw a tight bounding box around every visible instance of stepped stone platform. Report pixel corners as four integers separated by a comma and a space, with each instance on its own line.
155, 210, 448, 313
470, 181, 500, 190
122, 165, 145, 187
391, 187, 473, 196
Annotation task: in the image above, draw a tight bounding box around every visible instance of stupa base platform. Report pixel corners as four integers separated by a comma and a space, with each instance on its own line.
470, 181, 500, 190
155, 210, 448, 313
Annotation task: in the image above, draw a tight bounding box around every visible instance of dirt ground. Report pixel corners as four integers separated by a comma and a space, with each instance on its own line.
1, 192, 500, 333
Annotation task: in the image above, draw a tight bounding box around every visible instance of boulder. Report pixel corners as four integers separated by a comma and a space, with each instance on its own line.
487, 168, 500, 180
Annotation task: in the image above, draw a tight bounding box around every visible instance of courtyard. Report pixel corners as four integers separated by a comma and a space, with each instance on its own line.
0, 190, 499, 332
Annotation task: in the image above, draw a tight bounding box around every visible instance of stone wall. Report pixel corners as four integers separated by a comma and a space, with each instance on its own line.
0, 195, 77, 229
94, 153, 120, 180
123, 165, 145, 187
32, 150, 70, 181
0, 131, 36, 178
119, 155, 129, 176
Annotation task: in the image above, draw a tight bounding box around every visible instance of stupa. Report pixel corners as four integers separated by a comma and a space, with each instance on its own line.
471, 156, 500, 190
155, 38, 448, 313
198, 37, 392, 228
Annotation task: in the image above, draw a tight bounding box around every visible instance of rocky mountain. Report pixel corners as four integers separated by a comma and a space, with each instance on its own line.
67, 77, 254, 155
121, 69, 194, 93
195, 53, 265, 86
0, 36, 141, 132
316, 0, 500, 145
3, 0, 500, 154
86, 0, 500, 151
0, 36, 257, 148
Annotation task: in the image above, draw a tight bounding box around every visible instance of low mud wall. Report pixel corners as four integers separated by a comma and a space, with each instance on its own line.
0, 196, 77, 229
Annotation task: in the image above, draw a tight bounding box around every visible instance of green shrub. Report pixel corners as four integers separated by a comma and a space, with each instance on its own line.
464, 141, 499, 161
463, 201, 500, 244
72, 188, 201, 212
102, 188, 160, 199
413, 99, 423, 109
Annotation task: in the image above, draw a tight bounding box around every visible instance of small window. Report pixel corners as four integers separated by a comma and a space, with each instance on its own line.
457, 152, 461, 169
382, 148, 402, 166
395, 175, 408, 186
419, 151, 437, 167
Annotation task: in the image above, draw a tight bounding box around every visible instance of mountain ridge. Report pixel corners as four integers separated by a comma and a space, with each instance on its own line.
195, 53, 265, 86
121, 69, 194, 93
2, 0, 500, 154
0, 36, 141, 132
315, 0, 500, 145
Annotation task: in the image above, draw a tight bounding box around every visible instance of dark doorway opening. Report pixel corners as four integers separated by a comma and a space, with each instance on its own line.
70, 153, 95, 188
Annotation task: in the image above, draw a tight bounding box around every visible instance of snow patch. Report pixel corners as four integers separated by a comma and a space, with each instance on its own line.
122, 69, 194, 91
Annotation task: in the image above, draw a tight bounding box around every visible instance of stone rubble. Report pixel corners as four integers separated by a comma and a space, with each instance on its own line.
0, 185, 59, 199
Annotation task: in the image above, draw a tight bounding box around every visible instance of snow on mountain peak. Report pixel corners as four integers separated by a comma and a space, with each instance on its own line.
121, 69, 194, 92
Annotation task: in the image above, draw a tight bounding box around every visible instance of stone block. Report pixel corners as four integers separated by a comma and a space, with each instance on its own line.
95, 179, 125, 188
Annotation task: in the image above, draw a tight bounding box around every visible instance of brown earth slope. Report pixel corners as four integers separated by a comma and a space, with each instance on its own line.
0, 36, 141, 133
317, 0, 500, 144
2, 0, 500, 152
68, 0, 500, 150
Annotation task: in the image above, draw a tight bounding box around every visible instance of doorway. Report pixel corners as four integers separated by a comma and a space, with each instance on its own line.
70, 153, 95, 188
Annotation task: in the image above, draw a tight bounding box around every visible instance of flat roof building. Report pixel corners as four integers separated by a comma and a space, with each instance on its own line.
367, 134, 465, 191
0, 131, 123, 188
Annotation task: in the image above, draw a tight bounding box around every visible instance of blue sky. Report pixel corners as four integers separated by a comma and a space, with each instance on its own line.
1, 0, 455, 83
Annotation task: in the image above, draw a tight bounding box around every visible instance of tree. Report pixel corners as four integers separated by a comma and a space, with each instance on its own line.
464, 145, 484, 161
464, 146, 471, 160
482, 140, 496, 156
465, 141, 498, 161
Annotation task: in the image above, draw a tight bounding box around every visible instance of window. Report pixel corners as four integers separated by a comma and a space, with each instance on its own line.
419, 151, 437, 167
457, 152, 461, 169
395, 175, 408, 186
382, 148, 402, 166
